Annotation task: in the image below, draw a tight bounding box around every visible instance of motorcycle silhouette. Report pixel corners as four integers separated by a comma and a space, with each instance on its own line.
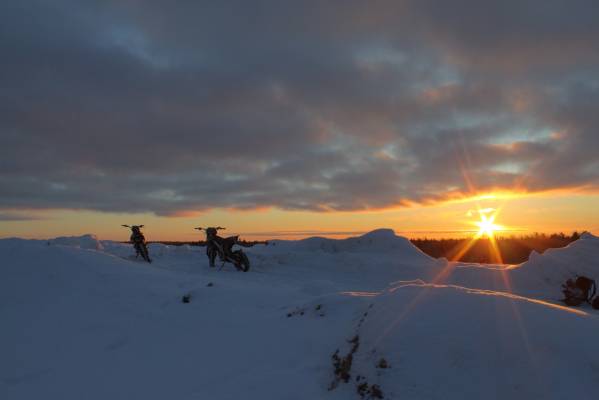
195, 226, 250, 272
122, 224, 152, 263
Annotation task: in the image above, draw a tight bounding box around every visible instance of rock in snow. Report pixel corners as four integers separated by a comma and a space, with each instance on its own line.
1, 230, 599, 400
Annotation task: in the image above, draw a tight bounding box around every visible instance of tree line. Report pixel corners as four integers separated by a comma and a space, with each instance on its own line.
410, 232, 585, 264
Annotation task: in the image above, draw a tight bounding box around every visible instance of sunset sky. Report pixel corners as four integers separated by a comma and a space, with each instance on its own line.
2, 1, 599, 241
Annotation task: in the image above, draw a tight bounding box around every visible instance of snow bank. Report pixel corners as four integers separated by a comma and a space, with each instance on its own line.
279, 229, 430, 259
330, 282, 599, 399
246, 229, 442, 293
259, 229, 434, 278
517, 232, 599, 285
47, 234, 104, 251
442, 233, 599, 300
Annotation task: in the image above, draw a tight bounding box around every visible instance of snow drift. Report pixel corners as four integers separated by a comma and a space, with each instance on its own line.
284, 228, 431, 258
445, 232, 599, 300
48, 234, 104, 251
2, 230, 599, 400
333, 282, 599, 400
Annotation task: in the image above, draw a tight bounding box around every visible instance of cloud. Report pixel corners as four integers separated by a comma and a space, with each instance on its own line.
2, 0, 599, 215
0, 211, 45, 221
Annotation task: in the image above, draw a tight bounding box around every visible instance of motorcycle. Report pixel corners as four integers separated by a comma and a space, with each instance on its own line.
195, 226, 250, 272
122, 224, 152, 263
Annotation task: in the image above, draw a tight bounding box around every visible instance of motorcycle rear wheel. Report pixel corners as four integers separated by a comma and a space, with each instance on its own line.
235, 251, 250, 272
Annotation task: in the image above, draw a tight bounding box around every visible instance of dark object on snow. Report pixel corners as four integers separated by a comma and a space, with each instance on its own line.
562, 276, 596, 306
369, 384, 384, 399
182, 294, 191, 303
206, 282, 214, 287
122, 224, 152, 263
122, 224, 151, 263
357, 382, 384, 399
194, 226, 251, 272
329, 335, 360, 390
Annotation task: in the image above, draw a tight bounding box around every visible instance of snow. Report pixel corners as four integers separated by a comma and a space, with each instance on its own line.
47, 234, 105, 251
2, 230, 599, 399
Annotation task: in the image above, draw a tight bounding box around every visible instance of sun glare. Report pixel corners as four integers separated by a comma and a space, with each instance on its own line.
450, 207, 506, 263
475, 214, 502, 238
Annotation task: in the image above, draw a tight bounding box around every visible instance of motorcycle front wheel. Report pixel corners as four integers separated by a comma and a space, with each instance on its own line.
136, 243, 152, 263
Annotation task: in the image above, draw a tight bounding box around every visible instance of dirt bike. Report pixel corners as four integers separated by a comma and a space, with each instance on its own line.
195, 226, 250, 272
122, 224, 152, 263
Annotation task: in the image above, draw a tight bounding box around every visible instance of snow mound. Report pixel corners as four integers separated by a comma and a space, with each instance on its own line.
330, 282, 599, 399
284, 229, 432, 259
521, 231, 599, 274
48, 234, 104, 251
509, 232, 599, 297
441, 233, 599, 300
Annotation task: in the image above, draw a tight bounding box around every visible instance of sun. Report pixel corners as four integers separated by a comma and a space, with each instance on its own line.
475, 214, 502, 238
451, 206, 506, 263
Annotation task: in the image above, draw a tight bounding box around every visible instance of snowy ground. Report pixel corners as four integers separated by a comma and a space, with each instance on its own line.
2, 229, 599, 399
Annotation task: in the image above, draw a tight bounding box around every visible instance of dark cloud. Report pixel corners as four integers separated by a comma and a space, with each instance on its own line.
2, 0, 599, 215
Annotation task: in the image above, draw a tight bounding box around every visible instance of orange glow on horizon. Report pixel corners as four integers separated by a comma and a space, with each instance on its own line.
1, 189, 598, 241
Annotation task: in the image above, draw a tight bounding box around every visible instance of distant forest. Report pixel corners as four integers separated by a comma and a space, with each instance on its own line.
411, 232, 584, 264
